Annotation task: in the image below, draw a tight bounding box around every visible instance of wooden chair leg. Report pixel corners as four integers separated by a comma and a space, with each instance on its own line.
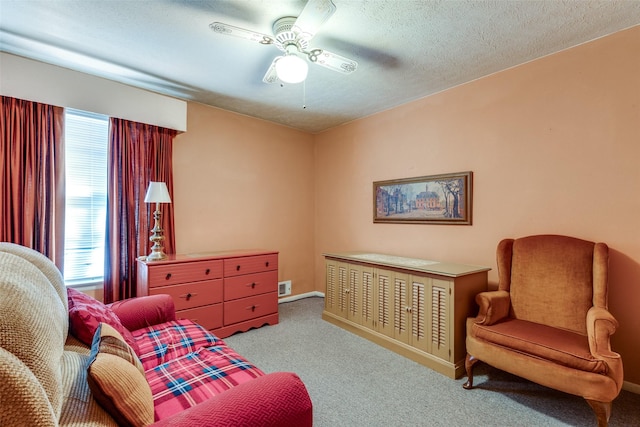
462, 353, 479, 390
586, 399, 611, 427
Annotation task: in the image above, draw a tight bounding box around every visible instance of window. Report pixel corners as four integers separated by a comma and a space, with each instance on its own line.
63, 109, 109, 286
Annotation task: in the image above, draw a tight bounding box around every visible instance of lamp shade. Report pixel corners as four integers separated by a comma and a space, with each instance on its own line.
144, 182, 171, 203
275, 54, 308, 84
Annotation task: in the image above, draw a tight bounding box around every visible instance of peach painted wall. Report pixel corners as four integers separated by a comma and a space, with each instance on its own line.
172, 103, 316, 295
314, 27, 640, 385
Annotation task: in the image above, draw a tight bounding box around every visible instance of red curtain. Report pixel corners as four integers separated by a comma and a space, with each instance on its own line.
0, 96, 65, 268
104, 118, 176, 303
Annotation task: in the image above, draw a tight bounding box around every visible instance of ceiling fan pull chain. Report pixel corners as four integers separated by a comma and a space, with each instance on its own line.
303, 79, 306, 110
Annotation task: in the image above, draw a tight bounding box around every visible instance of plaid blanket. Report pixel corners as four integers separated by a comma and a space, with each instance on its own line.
146, 344, 264, 420
132, 319, 264, 420
133, 319, 223, 370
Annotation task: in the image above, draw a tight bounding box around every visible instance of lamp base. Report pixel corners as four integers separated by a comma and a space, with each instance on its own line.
147, 208, 167, 261
146, 246, 167, 261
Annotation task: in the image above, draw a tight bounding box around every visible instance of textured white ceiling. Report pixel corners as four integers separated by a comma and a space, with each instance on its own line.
1, 0, 639, 133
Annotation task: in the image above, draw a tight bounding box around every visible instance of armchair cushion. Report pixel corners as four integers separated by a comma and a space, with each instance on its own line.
472, 318, 607, 374
67, 287, 138, 353
87, 323, 154, 427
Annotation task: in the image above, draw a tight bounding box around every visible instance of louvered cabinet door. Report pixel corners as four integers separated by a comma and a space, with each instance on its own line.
375, 269, 395, 338
428, 278, 452, 361
325, 259, 339, 315
347, 265, 361, 323
409, 275, 429, 353
392, 272, 410, 343
336, 262, 350, 318
357, 265, 376, 329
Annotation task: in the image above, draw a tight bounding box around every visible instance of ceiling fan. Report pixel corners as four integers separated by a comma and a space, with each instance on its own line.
209, 0, 358, 84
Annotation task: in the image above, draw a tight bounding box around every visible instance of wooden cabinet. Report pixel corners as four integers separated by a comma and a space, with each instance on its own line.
322, 252, 489, 379
137, 250, 278, 338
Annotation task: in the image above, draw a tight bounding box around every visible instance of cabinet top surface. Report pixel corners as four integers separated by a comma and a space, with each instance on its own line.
137, 249, 278, 265
323, 252, 490, 277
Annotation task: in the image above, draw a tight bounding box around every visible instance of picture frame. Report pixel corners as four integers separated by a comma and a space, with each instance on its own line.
373, 171, 473, 225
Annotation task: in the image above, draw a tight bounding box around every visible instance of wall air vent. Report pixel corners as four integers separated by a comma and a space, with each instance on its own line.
278, 280, 292, 297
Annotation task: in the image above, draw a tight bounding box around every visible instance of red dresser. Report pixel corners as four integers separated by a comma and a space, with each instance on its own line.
137, 250, 278, 338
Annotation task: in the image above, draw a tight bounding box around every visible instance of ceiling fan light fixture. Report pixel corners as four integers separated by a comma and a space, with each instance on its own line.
275, 54, 308, 84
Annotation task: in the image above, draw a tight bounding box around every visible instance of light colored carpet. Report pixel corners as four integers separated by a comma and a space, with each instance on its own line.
225, 297, 640, 427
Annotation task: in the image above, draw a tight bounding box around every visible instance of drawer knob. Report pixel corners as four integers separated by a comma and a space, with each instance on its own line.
266, 261, 269, 267
236, 265, 241, 271
205, 268, 211, 275
251, 305, 256, 312
165, 273, 172, 280
251, 282, 256, 289
186, 293, 192, 301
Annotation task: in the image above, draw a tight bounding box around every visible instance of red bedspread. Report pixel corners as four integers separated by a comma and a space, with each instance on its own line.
133, 319, 264, 421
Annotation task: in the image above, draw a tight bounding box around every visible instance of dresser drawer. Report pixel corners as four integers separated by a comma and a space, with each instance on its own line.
224, 254, 278, 277
176, 304, 223, 331
223, 292, 278, 325
148, 259, 223, 287
224, 270, 278, 301
149, 279, 223, 311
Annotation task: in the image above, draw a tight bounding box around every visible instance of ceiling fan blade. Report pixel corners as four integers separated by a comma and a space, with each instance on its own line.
307, 49, 357, 74
209, 22, 274, 45
293, 0, 336, 42
262, 56, 281, 84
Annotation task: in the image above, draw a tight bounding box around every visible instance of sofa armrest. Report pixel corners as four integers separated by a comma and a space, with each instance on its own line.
108, 294, 176, 331
151, 372, 313, 427
473, 290, 511, 326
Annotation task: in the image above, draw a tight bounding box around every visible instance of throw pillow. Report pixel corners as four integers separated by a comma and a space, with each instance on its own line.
67, 287, 138, 353
87, 323, 154, 427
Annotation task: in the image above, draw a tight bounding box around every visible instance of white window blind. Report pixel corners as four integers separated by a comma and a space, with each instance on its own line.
63, 109, 109, 285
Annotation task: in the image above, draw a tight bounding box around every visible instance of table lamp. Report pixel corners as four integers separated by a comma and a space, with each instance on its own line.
144, 181, 171, 261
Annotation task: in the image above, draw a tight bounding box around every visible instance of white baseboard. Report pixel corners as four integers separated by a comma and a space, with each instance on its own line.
278, 291, 324, 304
623, 380, 640, 395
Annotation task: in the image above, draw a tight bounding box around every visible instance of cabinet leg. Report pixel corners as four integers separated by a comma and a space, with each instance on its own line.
462, 353, 479, 390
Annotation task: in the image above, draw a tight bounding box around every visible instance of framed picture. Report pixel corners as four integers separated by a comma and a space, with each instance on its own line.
373, 171, 472, 225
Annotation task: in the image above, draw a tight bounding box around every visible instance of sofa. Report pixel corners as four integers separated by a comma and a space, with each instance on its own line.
0, 242, 313, 426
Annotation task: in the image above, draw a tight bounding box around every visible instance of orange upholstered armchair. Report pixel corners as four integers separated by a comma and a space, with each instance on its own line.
463, 235, 623, 427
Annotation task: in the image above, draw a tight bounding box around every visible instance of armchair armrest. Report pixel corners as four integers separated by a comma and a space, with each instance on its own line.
473, 290, 511, 326
586, 306, 623, 390
586, 306, 621, 360
151, 372, 313, 427
108, 294, 176, 332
